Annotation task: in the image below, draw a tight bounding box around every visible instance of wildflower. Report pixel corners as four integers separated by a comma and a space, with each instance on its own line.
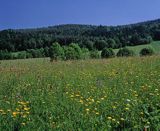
21, 122, 26, 126
112, 106, 116, 109
79, 100, 83, 104
12, 112, 19, 117
140, 112, 144, 115
120, 118, 125, 121
107, 116, 112, 120
7, 109, 11, 112
126, 104, 130, 107
125, 107, 130, 111
26, 111, 30, 114
126, 99, 131, 102
70, 95, 74, 98
101, 98, 104, 100
22, 115, 27, 118
112, 118, 116, 122
85, 108, 90, 112
96, 101, 100, 103
155, 89, 158, 91
95, 112, 99, 115
16, 108, 20, 111
0, 109, 4, 112
24, 107, 30, 111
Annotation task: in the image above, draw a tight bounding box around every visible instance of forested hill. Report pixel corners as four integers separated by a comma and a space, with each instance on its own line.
0, 19, 160, 52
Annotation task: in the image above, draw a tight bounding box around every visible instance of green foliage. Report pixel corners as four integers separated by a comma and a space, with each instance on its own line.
81, 48, 90, 59
44, 47, 50, 57
0, 19, 160, 59
101, 48, 115, 58
90, 50, 101, 59
69, 43, 82, 59
83, 40, 94, 50
63, 43, 82, 60
117, 48, 134, 57
49, 42, 64, 61
17, 51, 27, 59
107, 39, 116, 48
94, 40, 108, 50
140, 48, 154, 56
64, 46, 76, 60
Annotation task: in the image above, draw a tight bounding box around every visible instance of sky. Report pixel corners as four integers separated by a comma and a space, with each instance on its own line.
0, 0, 160, 30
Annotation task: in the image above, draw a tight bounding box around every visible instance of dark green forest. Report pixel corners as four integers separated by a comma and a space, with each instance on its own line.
0, 19, 160, 60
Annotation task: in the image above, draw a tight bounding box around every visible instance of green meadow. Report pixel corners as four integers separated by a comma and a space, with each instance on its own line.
0, 56, 160, 130
114, 41, 160, 55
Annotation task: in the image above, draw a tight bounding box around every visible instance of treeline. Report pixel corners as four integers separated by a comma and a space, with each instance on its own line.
0, 42, 154, 60
0, 19, 160, 53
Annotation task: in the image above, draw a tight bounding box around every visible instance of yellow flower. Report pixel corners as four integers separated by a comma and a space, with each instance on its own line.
85, 108, 90, 112
107, 116, 112, 120
112, 106, 116, 109
24, 107, 30, 111
112, 118, 116, 122
0, 109, 4, 112
101, 98, 104, 100
26, 111, 30, 114
12, 112, 19, 117
125, 107, 129, 111
120, 118, 125, 121
95, 112, 99, 115
21, 122, 26, 126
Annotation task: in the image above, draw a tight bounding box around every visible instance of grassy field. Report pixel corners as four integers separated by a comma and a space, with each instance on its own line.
0, 56, 160, 130
114, 41, 160, 55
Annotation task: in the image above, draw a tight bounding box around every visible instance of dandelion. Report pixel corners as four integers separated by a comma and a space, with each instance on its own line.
12, 112, 19, 117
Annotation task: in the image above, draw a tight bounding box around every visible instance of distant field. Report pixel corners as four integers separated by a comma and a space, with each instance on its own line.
114, 41, 160, 55
0, 56, 160, 130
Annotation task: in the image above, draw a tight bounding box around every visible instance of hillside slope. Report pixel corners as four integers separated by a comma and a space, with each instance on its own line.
0, 19, 160, 52
114, 41, 160, 55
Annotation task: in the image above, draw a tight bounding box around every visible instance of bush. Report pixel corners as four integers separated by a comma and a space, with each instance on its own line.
64, 46, 76, 60
90, 50, 101, 59
101, 48, 115, 58
81, 48, 90, 59
17, 51, 27, 59
140, 48, 154, 56
117, 48, 134, 57
69, 43, 82, 59
94, 40, 108, 50
49, 42, 64, 61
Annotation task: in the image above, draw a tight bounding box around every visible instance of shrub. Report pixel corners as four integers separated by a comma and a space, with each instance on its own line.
49, 42, 64, 61
81, 48, 90, 59
17, 51, 27, 59
63, 46, 75, 60
90, 50, 101, 59
117, 48, 134, 57
69, 43, 82, 59
101, 48, 115, 58
140, 48, 154, 56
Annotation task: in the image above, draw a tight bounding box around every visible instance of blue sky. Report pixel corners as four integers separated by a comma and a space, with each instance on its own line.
0, 0, 160, 30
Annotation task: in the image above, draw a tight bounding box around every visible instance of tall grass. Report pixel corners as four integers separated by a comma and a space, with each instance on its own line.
0, 56, 160, 130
